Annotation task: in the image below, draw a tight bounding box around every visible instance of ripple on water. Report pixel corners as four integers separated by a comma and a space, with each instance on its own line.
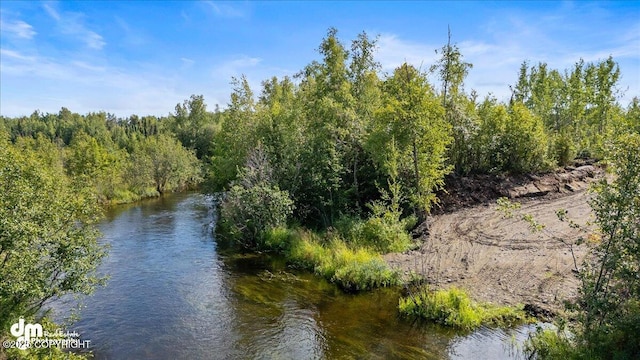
50, 193, 539, 360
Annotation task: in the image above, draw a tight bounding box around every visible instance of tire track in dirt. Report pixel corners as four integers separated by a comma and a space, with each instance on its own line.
385, 190, 594, 315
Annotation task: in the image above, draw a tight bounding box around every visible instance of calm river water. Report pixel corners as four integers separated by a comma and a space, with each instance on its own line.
53, 193, 536, 359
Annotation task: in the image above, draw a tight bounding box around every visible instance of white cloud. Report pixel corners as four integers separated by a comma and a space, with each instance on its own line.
180, 57, 195, 69
43, 3, 61, 21
42, 3, 106, 50
0, 48, 36, 62
212, 55, 262, 79
376, 34, 437, 72
376, 4, 640, 104
1, 19, 37, 39
84, 31, 105, 50
0, 46, 187, 117
203, 1, 245, 18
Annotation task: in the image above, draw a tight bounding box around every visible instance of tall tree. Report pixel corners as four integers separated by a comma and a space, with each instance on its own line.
130, 134, 201, 195
432, 28, 475, 174
370, 63, 452, 217
0, 137, 106, 331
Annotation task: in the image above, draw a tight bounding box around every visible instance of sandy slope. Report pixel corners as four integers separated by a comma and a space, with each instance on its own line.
385, 168, 603, 315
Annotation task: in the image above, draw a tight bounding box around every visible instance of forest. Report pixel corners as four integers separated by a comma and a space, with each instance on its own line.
1, 29, 639, 358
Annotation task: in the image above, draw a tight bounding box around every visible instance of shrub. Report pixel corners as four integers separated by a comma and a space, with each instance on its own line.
217, 146, 294, 249
552, 131, 577, 167
218, 183, 294, 248
335, 179, 418, 254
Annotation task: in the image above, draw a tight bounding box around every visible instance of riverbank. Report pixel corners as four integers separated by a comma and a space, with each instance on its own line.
386, 164, 604, 317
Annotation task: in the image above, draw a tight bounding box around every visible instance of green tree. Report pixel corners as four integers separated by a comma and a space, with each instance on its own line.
208, 76, 258, 191
431, 33, 477, 175
502, 103, 550, 173
526, 133, 640, 359
0, 137, 106, 332
256, 76, 307, 201
171, 94, 217, 159
578, 133, 640, 356
130, 134, 202, 195
347, 31, 383, 212
370, 63, 452, 216
296, 27, 355, 225
66, 131, 128, 202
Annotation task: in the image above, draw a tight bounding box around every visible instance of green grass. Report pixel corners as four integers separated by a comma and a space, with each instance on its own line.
524, 327, 578, 360
262, 227, 401, 292
333, 212, 417, 254
398, 287, 529, 330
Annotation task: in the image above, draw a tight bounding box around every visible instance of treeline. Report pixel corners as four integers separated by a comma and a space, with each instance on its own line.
209, 29, 638, 230
1, 28, 638, 229
0, 108, 202, 204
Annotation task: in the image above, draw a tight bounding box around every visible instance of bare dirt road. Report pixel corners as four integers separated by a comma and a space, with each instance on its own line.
385, 165, 603, 316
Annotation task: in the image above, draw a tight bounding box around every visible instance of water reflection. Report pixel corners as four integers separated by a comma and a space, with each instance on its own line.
52, 193, 533, 359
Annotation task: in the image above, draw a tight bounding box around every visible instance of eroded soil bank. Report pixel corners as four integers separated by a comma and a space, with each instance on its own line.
385, 164, 605, 317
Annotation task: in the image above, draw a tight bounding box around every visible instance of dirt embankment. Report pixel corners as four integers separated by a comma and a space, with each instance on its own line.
385, 164, 605, 317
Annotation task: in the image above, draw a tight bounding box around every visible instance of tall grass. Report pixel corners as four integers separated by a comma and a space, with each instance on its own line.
398, 287, 529, 330
263, 227, 401, 292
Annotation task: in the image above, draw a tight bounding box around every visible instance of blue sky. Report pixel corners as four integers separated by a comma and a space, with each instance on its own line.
1, 1, 639, 117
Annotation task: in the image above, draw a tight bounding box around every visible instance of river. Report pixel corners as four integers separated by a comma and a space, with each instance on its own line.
53, 193, 536, 359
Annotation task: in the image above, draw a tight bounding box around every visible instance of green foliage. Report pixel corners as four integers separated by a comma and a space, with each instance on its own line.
369, 63, 452, 215
578, 133, 640, 356
511, 57, 623, 162
398, 287, 529, 330
501, 103, 550, 173
208, 76, 258, 192
66, 131, 129, 203
497, 197, 546, 232
217, 146, 295, 249
552, 130, 577, 167
169, 94, 218, 159
527, 133, 640, 359
471, 99, 550, 174
524, 327, 578, 360
337, 188, 416, 253
129, 134, 202, 195
286, 231, 401, 292
257, 226, 401, 292
0, 138, 106, 333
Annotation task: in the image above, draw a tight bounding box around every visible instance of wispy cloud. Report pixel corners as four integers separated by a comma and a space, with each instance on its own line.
213, 55, 262, 78
0, 48, 36, 62
203, 1, 246, 18
0, 46, 186, 116
1, 19, 37, 39
180, 57, 195, 71
43, 3, 61, 21
42, 2, 106, 50
114, 16, 146, 47
376, 34, 437, 72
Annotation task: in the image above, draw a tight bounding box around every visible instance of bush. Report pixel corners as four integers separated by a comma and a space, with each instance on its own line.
398, 287, 528, 330
552, 131, 577, 166
334, 179, 417, 254
217, 146, 295, 249
218, 183, 294, 248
